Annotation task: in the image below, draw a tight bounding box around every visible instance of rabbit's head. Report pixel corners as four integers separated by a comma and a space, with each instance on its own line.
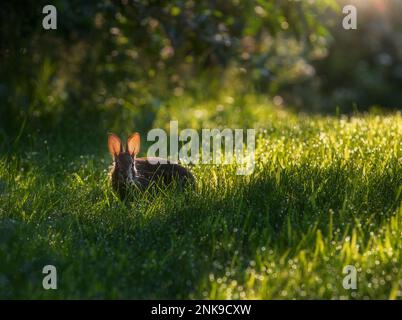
108, 133, 141, 189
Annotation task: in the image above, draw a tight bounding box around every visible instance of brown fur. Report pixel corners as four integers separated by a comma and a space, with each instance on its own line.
108, 133, 195, 199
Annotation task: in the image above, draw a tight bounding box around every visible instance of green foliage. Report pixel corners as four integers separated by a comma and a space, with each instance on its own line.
2, 0, 402, 139
310, 0, 402, 111
1, 0, 337, 136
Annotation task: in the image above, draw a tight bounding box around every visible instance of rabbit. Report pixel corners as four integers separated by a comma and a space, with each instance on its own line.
108, 132, 195, 199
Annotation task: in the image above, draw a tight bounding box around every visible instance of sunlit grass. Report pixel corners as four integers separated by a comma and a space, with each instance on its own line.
0, 101, 401, 299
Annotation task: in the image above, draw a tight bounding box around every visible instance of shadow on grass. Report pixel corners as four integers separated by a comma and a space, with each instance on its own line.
1, 147, 400, 298
42, 169, 402, 297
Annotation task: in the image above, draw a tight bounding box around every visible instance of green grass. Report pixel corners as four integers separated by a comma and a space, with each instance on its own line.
0, 97, 401, 299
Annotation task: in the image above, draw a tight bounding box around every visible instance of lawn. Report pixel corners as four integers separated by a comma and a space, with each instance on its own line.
0, 97, 401, 299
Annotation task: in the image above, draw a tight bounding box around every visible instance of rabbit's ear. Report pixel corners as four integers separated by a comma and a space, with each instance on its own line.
127, 132, 140, 157
108, 133, 123, 158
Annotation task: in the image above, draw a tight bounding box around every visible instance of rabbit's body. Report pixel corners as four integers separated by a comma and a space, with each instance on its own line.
108, 133, 194, 199
135, 157, 195, 187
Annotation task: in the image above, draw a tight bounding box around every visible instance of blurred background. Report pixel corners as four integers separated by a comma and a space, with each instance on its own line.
1, 0, 401, 142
